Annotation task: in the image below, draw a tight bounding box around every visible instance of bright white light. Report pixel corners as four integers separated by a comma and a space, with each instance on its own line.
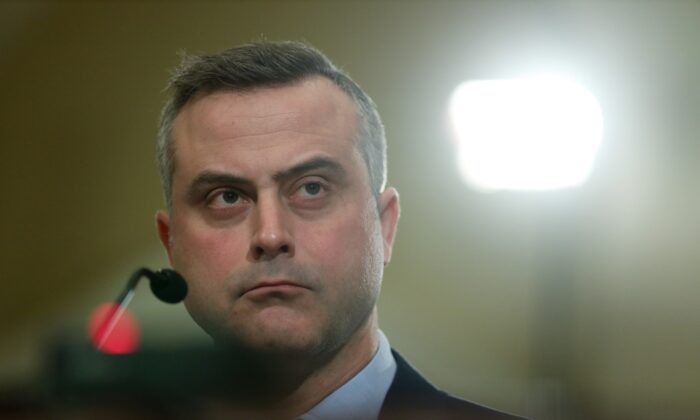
449, 75, 603, 191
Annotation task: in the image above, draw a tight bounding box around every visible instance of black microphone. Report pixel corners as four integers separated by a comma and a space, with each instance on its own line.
145, 268, 188, 304
95, 267, 188, 351
114, 267, 188, 305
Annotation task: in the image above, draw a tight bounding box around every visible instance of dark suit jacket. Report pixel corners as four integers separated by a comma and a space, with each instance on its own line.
379, 350, 525, 419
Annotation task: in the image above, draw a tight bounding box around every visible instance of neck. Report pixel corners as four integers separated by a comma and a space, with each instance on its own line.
211, 311, 380, 419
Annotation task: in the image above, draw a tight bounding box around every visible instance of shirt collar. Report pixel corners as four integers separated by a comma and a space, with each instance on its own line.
299, 330, 396, 420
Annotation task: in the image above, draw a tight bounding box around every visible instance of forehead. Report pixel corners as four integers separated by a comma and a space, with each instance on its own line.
171, 77, 359, 156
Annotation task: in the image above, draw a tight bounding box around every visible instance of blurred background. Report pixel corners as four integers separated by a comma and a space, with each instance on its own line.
1, 1, 699, 418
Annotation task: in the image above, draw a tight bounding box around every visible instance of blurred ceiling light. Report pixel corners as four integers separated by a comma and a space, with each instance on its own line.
449, 75, 603, 191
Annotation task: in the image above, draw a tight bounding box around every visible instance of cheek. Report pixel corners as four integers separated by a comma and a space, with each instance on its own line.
172, 221, 250, 333
303, 210, 378, 276
172, 219, 249, 281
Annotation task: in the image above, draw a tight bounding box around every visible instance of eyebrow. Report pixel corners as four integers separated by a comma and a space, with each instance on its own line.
272, 156, 346, 183
186, 156, 346, 202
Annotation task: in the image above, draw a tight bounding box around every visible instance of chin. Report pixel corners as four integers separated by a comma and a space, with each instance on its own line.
209, 313, 327, 356
257, 318, 326, 353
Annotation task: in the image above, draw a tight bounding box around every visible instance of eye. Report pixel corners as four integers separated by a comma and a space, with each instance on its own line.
207, 189, 244, 209
302, 182, 322, 196
221, 190, 240, 203
295, 181, 328, 199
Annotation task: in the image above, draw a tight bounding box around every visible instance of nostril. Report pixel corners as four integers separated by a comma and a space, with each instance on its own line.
252, 243, 291, 260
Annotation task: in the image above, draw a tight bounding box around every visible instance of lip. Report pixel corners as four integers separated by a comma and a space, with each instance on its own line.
243, 280, 309, 296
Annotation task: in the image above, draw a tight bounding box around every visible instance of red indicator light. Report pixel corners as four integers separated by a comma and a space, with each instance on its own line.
88, 302, 140, 354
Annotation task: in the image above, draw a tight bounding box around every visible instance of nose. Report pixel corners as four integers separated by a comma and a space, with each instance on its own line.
249, 194, 294, 261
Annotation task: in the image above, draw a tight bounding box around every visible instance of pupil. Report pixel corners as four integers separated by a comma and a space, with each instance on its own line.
305, 183, 321, 195
222, 191, 239, 203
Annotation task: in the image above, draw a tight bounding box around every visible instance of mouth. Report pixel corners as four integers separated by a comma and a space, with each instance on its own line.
242, 280, 309, 297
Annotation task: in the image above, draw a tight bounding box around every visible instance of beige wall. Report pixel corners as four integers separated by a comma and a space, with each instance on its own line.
2, 1, 699, 418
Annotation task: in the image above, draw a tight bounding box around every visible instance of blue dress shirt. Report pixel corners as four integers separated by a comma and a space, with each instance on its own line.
298, 330, 397, 420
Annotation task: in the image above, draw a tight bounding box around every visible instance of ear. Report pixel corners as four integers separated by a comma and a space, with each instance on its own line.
378, 187, 400, 264
156, 210, 174, 265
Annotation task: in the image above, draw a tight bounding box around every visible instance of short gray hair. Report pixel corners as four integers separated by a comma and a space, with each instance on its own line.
157, 41, 386, 209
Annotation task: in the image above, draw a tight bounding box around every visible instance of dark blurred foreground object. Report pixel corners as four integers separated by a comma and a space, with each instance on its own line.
48, 339, 262, 404
0, 337, 269, 419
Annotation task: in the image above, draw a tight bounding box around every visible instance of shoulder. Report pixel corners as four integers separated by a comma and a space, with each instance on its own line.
379, 350, 526, 420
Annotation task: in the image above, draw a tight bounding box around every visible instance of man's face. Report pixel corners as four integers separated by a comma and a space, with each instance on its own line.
157, 77, 399, 355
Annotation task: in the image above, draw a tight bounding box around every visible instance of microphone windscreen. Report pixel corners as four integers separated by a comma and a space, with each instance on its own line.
149, 269, 188, 304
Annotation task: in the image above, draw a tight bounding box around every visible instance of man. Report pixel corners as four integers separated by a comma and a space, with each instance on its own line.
155, 41, 521, 419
